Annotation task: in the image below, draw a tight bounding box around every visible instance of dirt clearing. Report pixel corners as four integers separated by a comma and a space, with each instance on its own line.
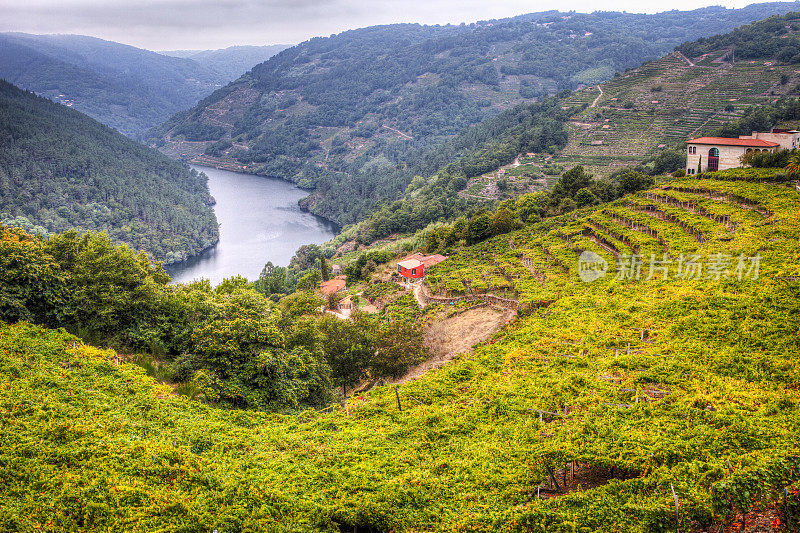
394, 306, 510, 383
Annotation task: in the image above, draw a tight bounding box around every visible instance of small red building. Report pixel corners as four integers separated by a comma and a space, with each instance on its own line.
397, 258, 424, 279
397, 253, 447, 280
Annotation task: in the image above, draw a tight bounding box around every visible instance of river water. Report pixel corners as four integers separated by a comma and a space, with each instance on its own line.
165, 165, 337, 285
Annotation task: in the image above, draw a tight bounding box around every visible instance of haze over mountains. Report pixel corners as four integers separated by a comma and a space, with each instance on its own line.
158, 45, 291, 83
152, 2, 800, 226
0, 34, 287, 136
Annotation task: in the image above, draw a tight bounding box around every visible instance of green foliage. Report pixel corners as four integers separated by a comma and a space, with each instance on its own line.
2, 174, 800, 530
371, 319, 428, 379
677, 13, 800, 61
363, 281, 402, 302
0, 80, 219, 264
344, 250, 397, 285
157, 5, 790, 226
467, 212, 492, 244
316, 313, 375, 394
0, 225, 66, 325
46, 231, 169, 341
715, 97, 800, 138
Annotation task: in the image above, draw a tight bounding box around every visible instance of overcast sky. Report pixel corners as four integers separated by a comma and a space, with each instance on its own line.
0, 0, 755, 51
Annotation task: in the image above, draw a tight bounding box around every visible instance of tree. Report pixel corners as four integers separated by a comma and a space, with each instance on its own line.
467, 212, 491, 244
0, 225, 66, 325
617, 171, 656, 196
785, 152, 800, 178
45, 230, 168, 341
319, 254, 331, 281
371, 320, 428, 379
574, 188, 599, 208
490, 208, 515, 236
651, 150, 685, 175
296, 269, 322, 291
551, 165, 591, 204
317, 313, 375, 395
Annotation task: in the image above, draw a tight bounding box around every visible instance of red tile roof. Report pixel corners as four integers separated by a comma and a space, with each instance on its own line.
320, 278, 346, 296
686, 137, 779, 148
422, 254, 447, 268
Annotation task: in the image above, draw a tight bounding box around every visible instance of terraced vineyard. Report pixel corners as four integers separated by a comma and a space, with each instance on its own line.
547, 50, 800, 176
2, 174, 800, 531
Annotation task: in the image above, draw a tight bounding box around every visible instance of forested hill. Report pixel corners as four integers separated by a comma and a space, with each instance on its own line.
0, 80, 219, 264
153, 2, 800, 226
159, 45, 291, 83
0, 33, 284, 137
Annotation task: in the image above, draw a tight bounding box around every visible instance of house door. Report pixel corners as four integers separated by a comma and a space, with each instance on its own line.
708, 148, 719, 172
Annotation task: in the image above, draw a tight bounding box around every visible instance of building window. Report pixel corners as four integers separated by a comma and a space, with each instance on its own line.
412, 268, 417, 275
708, 147, 719, 172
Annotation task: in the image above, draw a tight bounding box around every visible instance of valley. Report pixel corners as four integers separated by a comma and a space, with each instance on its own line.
2, 5, 800, 532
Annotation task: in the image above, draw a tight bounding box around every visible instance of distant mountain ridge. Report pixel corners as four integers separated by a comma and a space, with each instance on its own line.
152, 2, 800, 226
0, 34, 285, 136
0, 79, 218, 263
159, 44, 291, 82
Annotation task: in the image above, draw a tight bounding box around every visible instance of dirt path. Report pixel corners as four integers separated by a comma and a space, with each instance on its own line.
675, 51, 695, 67
393, 306, 511, 384
412, 283, 427, 308
382, 124, 413, 140
590, 85, 603, 108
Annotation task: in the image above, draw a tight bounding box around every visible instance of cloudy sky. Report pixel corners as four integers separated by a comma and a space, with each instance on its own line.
0, 0, 754, 51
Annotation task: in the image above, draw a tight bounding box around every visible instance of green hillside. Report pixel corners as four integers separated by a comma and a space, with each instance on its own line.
152, 3, 799, 226
0, 33, 266, 137
0, 80, 218, 264
540, 13, 800, 178
1, 170, 799, 531
337, 12, 800, 248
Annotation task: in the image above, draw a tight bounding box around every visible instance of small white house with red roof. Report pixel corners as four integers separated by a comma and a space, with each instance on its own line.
685, 136, 779, 175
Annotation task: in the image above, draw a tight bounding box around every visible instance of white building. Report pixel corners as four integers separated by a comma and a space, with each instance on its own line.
685, 137, 779, 175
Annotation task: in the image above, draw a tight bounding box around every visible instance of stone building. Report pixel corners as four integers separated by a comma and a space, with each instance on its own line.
739, 129, 800, 150
685, 137, 779, 175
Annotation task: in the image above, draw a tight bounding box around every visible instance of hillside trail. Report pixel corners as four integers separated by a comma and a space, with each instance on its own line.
412, 283, 427, 308
675, 51, 695, 67
382, 124, 413, 140
590, 85, 603, 107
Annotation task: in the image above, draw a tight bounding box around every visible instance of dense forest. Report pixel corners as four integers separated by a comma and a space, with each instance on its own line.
347, 97, 574, 244
0, 33, 285, 136
677, 12, 800, 60
154, 3, 800, 226
0, 80, 219, 264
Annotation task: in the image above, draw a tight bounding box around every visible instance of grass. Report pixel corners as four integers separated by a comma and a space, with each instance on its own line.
1, 177, 800, 531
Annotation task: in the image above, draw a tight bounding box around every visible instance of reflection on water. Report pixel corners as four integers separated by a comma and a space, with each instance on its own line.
165, 166, 337, 286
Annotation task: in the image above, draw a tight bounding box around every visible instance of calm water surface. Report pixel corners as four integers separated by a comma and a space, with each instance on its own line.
166, 166, 337, 285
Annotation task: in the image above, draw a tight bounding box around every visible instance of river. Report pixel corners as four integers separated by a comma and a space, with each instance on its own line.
165, 166, 337, 286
